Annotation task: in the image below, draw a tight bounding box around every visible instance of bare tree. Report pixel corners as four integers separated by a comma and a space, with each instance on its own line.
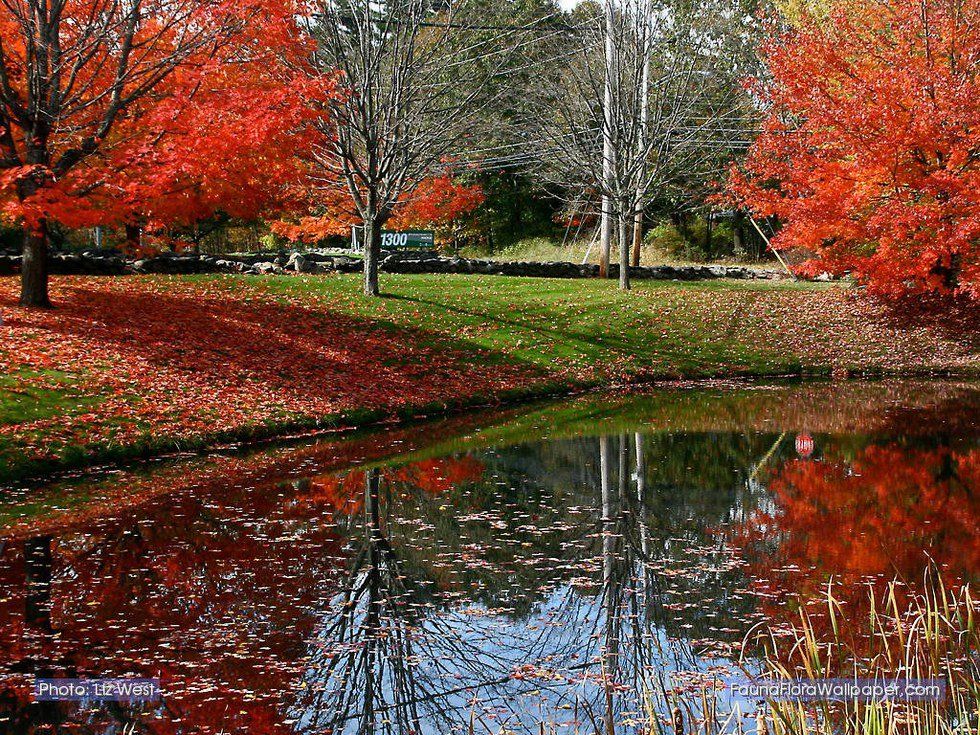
0, 0, 248, 307
306, 0, 514, 297
526, 0, 759, 290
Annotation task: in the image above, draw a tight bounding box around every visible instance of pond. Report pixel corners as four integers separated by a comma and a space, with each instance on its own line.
0, 380, 978, 734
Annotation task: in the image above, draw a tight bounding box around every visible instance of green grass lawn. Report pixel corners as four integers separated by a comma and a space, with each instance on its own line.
211, 274, 860, 379
0, 370, 94, 425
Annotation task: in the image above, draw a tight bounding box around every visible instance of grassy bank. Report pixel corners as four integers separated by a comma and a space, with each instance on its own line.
0, 273, 977, 482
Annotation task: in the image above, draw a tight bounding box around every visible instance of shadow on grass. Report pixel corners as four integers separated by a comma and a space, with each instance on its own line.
381, 289, 773, 373
383, 291, 648, 360
5, 283, 547, 408
878, 294, 980, 352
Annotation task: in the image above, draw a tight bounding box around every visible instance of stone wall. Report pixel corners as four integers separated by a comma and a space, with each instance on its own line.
0, 249, 792, 282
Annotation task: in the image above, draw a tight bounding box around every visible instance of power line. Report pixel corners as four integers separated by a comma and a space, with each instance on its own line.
310, 9, 577, 33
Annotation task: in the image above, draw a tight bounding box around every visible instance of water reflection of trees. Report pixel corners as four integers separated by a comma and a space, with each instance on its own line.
293, 468, 517, 734
2, 424, 976, 734
0, 481, 351, 733
0, 431, 774, 733
289, 433, 769, 734
735, 438, 980, 634
290, 429, 980, 733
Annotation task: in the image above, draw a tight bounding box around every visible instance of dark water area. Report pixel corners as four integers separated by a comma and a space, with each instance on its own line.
0, 380, 978, 734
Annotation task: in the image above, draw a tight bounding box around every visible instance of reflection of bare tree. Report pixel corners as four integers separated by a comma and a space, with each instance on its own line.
295, 469, 528, 734
635, 433, 652, 649
584, 433, 748, 732
295, 468, 422, 734
600, 435, 618, 735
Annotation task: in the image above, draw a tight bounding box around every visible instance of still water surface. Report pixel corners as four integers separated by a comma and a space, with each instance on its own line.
0, 380, 978, 734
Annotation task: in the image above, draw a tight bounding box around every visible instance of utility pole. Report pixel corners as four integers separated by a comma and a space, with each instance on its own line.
599, 0, 616, 279
631, 1, 651, 268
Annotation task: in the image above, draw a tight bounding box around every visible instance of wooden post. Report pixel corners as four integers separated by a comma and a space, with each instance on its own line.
749, 217, 796, 280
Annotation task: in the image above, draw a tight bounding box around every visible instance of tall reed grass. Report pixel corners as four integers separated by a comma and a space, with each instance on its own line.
745, 576, 979, 735
656, 574, 980, 735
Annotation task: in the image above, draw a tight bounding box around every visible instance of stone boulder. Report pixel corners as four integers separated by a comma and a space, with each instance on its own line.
251, 261, 282, 275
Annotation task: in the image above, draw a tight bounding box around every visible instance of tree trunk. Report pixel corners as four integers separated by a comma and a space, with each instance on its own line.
932, 253, 961, 291
705, 212, 714, 257
619, 214, 631, 291
20, 222, 51, 308
362, 217, 382, 297
631, 210, 643, 268
600, 200, 613, 278
599, 0, 616, 280
125, 223, 141, 255
733, 212, 746, 260
18, 138, 53, 308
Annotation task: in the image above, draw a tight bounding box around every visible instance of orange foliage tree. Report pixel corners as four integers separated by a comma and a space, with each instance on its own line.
86, 38, 322, 252
729, 0, 980, 298
391, 175, 486, 231
0, 0, 311, 307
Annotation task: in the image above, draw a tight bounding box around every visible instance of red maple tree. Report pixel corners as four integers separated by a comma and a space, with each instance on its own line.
729, 0, 980, 299
0, 0, 310, 306
86, 37, 323, 250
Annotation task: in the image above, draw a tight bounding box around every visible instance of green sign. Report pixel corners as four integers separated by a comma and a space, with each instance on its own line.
350, 228, 436, 252
380, 230, 435, 250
